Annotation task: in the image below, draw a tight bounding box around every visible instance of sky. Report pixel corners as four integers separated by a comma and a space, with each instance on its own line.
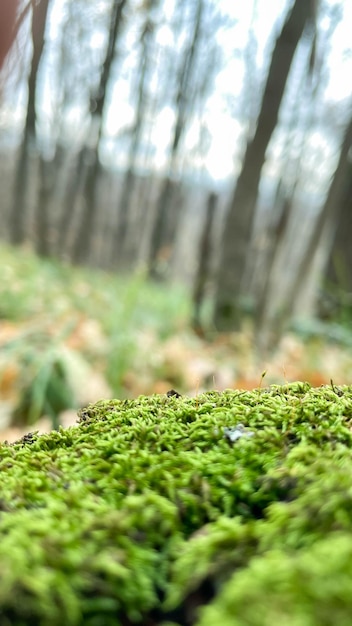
1, 0, 352, 187
112, 0, 291, 181
195, 0, 352, 181
106, 0, 352, 184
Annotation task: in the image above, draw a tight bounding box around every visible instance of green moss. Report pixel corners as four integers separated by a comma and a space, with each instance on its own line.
0, 383, 352, 624
196, 533, 352, 626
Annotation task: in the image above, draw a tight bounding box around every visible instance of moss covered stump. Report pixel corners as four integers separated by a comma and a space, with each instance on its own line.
1, 382, 352, 624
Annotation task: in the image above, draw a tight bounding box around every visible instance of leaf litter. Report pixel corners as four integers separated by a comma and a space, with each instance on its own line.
1, 245, 352, 441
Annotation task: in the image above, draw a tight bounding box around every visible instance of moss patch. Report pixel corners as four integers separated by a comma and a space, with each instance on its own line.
0, 382, 352, 624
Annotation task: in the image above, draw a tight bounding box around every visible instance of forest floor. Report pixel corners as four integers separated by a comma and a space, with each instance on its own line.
1, 243, 352, 442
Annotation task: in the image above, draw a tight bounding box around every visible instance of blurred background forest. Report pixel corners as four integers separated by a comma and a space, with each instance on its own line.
0, 0, 352, 439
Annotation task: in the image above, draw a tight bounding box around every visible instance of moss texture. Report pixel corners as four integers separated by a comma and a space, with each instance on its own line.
1, 382, 352, 624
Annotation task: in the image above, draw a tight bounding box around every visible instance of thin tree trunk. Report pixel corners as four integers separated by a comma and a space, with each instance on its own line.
264, 111, 352, 349
147, 176, 174, 278
71, 148, 102, 265
56, 147, 87, 257
213, 0, 313, 331
9, 0, 50, 245
192, 191, 217, 329
147, 0, 204, 276
255, 188, 294, 338
35, 142, 67, 259
70, 0, 128, 265
35, 155, 53, 257
114, 8, 157, 265
324, 161, 352, 296
115, 168, 135, 263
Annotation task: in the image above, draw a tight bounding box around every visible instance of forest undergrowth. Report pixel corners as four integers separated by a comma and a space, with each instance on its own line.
0, 243, 352, 441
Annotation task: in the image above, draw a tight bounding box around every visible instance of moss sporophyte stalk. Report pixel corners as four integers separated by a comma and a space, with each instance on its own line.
1, 382, 352, 624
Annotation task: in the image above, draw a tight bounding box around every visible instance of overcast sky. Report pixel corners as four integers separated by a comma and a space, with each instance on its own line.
198, 0, 352, 181
123, 0, 352, 182
1, 0, 352, 187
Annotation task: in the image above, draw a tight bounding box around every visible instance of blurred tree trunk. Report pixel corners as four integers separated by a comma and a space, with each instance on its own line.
114, 4, 158, 267
192, 191, 217, 330
147, 175, 176, 278
255, 189, 293, 337
0, 0, 18, 68
36, 144, 66, 259
35, 156, 54, 257
35, 1, 76, 259
265, 111, 352, 349
325, 172, 352, 293
253, 6, 338, 345
71, 146, 102, 264
131, 37, 179, 265
70, 0, 128, 265
9, 0, 50, 245
56, 147, 87, 257
148, 0, 204, 278
321, 125, 352, 312
213, 0, 314, 331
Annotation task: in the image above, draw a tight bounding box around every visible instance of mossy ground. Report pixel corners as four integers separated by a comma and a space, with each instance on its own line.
0, 382, 352, 624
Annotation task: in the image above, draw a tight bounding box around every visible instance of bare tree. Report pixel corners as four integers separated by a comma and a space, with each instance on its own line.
147, 0, 205, 278
113, 0, 160, 267
264, 109, 352, 349
192, 191, 217, 330
69, 0, 128, 265
250, 1, 343, 349
324, 160, 352, 309
9, 0, 51, 245
213, 0, 315, 331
